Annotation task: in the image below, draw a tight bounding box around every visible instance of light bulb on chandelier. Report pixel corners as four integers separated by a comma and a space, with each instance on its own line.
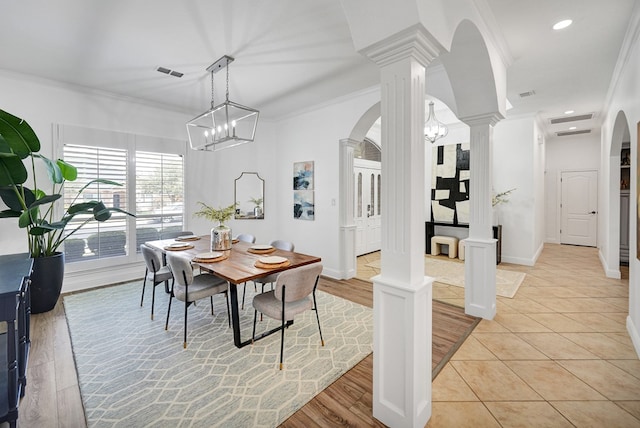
424, 101, 448, 143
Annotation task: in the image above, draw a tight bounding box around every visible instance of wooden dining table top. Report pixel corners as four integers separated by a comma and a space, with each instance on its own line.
145, 236, 321, 284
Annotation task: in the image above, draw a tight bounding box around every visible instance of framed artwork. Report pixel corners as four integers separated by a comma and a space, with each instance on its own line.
294, 190, 314, 220
293, 161, 314, 190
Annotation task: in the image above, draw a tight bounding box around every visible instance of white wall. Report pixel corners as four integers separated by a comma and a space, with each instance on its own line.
493, 116, 538, 265
544, 132, 601, 244
273, 88, 381, 278
600, 11, 640, 357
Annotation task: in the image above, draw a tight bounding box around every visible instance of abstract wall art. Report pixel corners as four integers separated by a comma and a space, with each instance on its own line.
431, 143, 470, 224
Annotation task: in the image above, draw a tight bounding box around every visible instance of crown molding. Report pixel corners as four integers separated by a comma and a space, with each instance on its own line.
471, 0, 514, 67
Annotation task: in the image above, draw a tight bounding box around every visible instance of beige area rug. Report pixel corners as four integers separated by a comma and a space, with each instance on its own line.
365, 257, 525, 298
64, 281, 372, 427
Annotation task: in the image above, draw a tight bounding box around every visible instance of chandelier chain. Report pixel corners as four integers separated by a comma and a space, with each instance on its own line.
211, 71, 215, 109
225, 60, 230, 102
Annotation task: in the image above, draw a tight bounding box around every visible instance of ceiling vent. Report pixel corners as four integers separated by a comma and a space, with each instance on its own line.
518, 90, 536, 98
156, 66, 183, 78
556, 129, 591, 137
549, 113, 593, 124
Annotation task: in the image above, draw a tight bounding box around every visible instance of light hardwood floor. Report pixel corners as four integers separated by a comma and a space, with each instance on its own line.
17, 244, 640, 427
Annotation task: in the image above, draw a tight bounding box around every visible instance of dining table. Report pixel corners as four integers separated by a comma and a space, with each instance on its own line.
145, 236, 321, 348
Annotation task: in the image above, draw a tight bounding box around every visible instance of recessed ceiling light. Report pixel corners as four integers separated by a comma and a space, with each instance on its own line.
564, 110, 575, 115
553, 19, 573, 30
569, 126, 577, 130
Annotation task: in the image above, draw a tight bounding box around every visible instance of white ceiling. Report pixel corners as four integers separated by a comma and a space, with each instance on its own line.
0, 0, 636, 139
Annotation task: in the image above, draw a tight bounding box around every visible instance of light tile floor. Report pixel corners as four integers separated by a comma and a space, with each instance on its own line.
356, 244, 640, 427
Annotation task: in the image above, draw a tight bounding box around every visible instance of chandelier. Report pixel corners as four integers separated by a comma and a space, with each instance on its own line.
187, 55, 259, 151
424, 101, 448, 143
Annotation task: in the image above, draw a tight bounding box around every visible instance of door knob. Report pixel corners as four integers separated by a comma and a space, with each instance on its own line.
590, 211, 596, 214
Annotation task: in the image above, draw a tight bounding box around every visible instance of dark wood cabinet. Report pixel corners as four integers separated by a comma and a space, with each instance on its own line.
0, 253, 32, 427
425, 222, 502, 264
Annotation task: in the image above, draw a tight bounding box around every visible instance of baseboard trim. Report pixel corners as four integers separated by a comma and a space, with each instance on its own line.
627, 316, 640, 359
598, 248, 621, 279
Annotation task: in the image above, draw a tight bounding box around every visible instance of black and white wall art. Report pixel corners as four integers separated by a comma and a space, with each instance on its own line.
431, 143, 470, 224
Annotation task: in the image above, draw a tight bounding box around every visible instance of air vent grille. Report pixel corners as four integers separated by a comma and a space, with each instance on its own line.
519, 90, 536, 98
550, 113, 593, 124
556, 129, 591, 137
156, 67, 183, 78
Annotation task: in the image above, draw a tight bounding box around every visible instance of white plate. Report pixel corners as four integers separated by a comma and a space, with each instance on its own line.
251, 244, 273, 250
168, 242, 189, 248
259, 256, 287, 264
176, 235, 199, 241
194, 252, 222, 260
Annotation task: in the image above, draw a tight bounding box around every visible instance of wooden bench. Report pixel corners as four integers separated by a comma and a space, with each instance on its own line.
430, 235, 458, 258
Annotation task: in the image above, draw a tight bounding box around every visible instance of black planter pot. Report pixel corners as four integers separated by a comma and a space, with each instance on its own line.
30, 252, 65, 314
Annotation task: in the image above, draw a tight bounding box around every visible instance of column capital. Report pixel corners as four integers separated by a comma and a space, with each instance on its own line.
360, 24, 443, 68
461, 112, 504, 127
340, 138, 361, 150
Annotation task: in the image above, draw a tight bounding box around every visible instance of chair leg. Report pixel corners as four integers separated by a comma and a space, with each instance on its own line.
151, 282, 156, 320
140, 269, 148, 306
280, 285, 286, 370
252, 309, 258, 343
183, 299, 188, 349
210, 295, 214, 316
312, 290, 325, 346
165, 292, 173, 331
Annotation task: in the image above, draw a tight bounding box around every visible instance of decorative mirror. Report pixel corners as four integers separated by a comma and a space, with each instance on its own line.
234, 172, 265, 219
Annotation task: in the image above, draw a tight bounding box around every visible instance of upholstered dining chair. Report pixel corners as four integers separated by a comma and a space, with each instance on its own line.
140, 244, 174, 320
242, 239, 295, 310
252, 262, 324, 370
165, 252, 230, 348
236, 233, 256, 244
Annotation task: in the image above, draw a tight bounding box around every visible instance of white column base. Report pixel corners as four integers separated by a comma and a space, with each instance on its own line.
339, 224, 357, 279
464, 238, 497, 319
372, 274, 433, 428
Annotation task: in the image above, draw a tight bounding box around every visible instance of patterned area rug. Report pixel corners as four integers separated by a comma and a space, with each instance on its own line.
64, 281, 372, 427
365, 256, 525, 298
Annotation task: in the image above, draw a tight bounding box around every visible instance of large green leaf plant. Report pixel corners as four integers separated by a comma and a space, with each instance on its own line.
0, 109, 133, 258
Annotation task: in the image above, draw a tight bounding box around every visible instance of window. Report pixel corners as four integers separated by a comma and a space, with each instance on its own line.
135, 151, 184, 251
57, 125, 185, 265
63, 144, 129, 261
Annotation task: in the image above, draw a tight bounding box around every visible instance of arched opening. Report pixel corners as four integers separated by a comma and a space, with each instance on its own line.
609, 110, 631, 275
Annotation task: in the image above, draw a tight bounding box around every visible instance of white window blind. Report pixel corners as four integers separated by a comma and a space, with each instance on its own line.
135, 151, 184, 250
62, 144, 128, 261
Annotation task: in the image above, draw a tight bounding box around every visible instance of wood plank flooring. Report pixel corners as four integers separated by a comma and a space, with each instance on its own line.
280, 276, 479, 427
15, 275, 478, 428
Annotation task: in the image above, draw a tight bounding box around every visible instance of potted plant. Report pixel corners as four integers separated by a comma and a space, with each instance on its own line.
193, 201, 236, 251
0, 109, 133, 313
249, 196, 263, 218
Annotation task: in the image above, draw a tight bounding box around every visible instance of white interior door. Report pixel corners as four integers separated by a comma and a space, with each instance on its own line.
354, 159, 381, 256
561, 170, 598, 246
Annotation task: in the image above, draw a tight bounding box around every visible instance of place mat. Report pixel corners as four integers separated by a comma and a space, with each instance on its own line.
193, 252, 229, 263
164, 243, 194, 251
248, 247, 276, 254
255, 259, 290, 269
175, 235, 201, 242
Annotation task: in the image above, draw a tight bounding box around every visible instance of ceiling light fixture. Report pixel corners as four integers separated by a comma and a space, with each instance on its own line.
569, 126, 577, 130
424, 101, 448, 143
564, 110, 575, 115
186, 55, 259, 151
553, 19, 573, 30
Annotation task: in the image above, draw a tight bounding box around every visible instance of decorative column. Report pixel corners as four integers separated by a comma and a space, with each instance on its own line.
463, 115, 501, 319
362, 27, 440, 428
339, 138, 359, 279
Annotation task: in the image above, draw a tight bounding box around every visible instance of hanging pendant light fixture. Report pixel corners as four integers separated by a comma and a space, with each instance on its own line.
187, 55, 259, 151
424, 101, 448, 143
